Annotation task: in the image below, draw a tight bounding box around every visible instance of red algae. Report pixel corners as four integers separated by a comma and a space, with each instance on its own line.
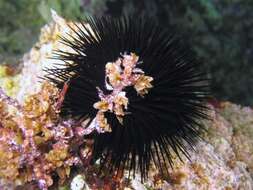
0, 82, 90, 189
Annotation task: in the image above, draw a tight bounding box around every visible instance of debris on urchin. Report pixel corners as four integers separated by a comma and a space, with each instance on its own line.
45, 15, 210, 179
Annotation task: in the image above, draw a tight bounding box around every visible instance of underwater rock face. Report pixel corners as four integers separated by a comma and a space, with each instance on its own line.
0, 12, 252, 190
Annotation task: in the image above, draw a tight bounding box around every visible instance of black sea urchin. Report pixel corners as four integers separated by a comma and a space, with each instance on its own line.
45, 16, 210, 179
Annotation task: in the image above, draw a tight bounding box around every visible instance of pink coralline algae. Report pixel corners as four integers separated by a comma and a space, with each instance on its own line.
89, 53, 153, 133
0, 82, 91, 189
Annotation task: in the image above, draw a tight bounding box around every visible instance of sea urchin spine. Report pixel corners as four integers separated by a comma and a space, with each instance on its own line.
45, 15, 210, 180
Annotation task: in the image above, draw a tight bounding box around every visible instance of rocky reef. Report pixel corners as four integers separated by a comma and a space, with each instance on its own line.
0, 12, 252, 190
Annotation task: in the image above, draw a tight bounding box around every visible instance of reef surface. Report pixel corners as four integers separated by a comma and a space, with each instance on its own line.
0, 12, 252, 190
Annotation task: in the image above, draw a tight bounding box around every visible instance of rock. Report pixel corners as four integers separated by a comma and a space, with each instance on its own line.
70, 175, 89, 190
1, 11, 253, 190
219, 102, 253, 175
131, 180, 147, 190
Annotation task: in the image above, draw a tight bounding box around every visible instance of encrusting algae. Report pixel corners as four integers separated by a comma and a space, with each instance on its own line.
0, 10, 252, 190
91, 53, 153, 132
0, 82, 90, 189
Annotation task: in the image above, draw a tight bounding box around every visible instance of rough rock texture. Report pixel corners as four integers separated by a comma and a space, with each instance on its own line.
0, 12, 253, 190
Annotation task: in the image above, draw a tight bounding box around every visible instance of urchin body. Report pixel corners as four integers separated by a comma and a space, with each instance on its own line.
45, 16, 209, 179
